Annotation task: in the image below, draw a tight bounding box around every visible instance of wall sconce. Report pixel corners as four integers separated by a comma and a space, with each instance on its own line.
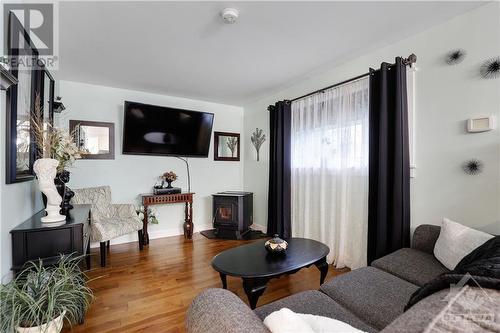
0, 66, 18, 90
53, 96, 66, 113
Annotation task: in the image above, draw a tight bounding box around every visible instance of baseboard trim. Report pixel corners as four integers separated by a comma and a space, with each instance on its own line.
90, 224, 213, 248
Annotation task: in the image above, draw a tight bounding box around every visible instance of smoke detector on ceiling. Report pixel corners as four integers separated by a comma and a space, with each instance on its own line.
221, 8, 239, 24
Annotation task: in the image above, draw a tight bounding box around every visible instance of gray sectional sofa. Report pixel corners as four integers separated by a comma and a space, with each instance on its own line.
186, 225, 499, 332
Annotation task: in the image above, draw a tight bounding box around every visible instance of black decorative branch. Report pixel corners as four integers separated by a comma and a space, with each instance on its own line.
446, 49, 466, 65
480, 57, 500, 79
463, 159, 483, 175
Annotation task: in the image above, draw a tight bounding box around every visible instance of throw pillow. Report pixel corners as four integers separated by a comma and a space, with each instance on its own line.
434, 218, 493, 270
264, 308, 366, 333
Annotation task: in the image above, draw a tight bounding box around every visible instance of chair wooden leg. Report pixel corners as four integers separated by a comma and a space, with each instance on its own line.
138, 230, 144, 251
100, 242, 106, 267
106, 240, 110, 250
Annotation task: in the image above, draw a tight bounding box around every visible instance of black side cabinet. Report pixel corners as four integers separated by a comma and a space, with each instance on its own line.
11, 204, 91, 274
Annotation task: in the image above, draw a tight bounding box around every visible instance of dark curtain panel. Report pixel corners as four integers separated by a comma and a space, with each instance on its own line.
267, 100, 292, 238
368, 57, 411, 263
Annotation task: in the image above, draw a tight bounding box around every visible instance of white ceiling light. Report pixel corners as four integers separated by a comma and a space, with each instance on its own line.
221, 8, 239, 24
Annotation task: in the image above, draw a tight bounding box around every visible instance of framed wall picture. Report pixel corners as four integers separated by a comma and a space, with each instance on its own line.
214, 132, 240, 161
5, 12, 41, 183
69, 120, 115, 159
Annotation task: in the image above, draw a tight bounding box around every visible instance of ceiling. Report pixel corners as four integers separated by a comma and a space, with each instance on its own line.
58, 1, 486, 106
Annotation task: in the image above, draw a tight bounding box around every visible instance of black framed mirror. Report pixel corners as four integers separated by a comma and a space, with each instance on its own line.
5, 12, 41, 183
69, 120, 115, 159
214, 132, 240, 161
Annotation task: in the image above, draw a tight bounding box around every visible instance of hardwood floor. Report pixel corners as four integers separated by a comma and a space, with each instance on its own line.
65, 233, 348, 333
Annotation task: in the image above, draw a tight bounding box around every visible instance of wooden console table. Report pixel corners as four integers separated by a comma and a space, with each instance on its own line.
141, 193, 194, 243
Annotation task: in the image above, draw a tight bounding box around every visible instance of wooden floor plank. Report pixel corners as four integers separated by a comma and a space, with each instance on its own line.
64, 233, 347, 333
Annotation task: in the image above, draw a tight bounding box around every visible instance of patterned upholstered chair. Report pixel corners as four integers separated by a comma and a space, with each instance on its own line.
71, 186, 143, 267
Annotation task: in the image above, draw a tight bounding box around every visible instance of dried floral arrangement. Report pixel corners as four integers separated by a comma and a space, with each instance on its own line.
251, 128, 266, 161
30, 93, 82, 172
226, 136, 238, 157
162, 171, 178, 182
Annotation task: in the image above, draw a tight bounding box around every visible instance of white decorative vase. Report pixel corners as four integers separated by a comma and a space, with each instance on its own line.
16, 311, 66, 333
33, 158, 66, 224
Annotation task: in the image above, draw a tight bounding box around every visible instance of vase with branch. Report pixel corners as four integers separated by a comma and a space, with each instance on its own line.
31, 93, 81, 222
251, 128, 266, 161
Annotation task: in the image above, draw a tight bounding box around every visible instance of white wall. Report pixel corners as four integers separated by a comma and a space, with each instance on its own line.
56, 81, 245, 246
243, 3, 500, 234
0, 2, 44, 279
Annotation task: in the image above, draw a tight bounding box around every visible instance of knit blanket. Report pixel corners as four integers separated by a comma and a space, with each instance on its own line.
406, 235, 500, 310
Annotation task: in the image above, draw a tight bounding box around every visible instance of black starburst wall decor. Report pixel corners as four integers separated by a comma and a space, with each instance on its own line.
480, 57, 500, 79
446, 49, 466, 65
463, 159, 484, 175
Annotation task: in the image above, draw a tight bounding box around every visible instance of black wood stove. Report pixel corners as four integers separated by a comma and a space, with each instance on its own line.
212, 191, 253, 239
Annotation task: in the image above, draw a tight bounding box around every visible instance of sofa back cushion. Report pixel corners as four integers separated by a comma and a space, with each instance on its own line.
434, 218, 493, 270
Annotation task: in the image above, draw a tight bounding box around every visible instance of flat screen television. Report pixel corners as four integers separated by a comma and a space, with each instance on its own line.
122, 101, 214, 157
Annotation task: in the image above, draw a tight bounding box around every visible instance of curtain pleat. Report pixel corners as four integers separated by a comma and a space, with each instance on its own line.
267, 101, 292, 238
367, 57, 411, 263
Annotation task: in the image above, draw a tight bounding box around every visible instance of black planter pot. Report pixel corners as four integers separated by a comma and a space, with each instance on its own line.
42, 170, 74, 215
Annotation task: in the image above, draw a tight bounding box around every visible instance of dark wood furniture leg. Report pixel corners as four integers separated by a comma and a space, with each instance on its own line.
242, 277, 269, 310
183, 201, 193, 239
100, 242, 106, 267
106, 240, 110, 250
314, 257, 329, 285
85, 241, 91, 270
219, 272, 227, 289
142, 204, 150, 245
138, 230, 144, 250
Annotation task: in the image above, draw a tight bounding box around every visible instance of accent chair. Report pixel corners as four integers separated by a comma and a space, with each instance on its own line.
71, 185, 143, 266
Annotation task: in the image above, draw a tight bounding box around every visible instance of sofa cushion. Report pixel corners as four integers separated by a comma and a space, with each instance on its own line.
254, 290, 377, 333
371, 248, 449, 286
381, 288, 500, 333
320, 267, 419, 330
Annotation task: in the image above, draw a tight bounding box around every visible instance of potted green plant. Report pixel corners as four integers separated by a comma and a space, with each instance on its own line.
0, 255, 93, 333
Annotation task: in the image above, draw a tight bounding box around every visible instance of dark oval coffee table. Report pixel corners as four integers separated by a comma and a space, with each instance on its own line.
211, 238, 330, 309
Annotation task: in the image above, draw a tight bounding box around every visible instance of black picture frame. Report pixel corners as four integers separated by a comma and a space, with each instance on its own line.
69, 120, 115, 160
214, 131, 240, 161
5, 12, 42, 183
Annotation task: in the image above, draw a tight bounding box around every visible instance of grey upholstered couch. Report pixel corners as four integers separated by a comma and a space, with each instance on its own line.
186, 225, 500, 332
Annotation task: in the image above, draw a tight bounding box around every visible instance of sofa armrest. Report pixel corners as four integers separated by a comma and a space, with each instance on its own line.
186, 289, 269, 333
411, 224, 441, 254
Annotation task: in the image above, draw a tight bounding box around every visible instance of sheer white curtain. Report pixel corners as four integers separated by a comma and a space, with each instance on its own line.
291, 77, 369, 269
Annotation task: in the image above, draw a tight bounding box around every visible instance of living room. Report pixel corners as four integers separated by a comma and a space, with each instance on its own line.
0, 1, 499, 333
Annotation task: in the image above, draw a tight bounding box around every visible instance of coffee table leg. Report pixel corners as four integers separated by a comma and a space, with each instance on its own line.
315, 257, 329, 285
219, 273, 227, 289
242, 277, 269, 310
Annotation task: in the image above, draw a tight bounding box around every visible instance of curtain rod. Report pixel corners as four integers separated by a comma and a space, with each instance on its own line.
290, 54, 416, 102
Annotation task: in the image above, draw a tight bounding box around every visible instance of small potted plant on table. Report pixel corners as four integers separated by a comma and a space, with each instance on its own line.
0, 255, 93, 333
